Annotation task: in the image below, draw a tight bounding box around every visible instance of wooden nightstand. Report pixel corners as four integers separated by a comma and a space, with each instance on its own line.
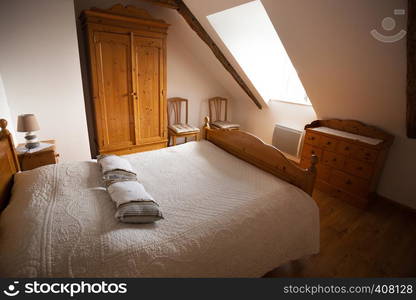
17, 140, 59, 171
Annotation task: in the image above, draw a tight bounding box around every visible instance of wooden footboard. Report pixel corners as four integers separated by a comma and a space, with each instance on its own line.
203, 117, 318, 195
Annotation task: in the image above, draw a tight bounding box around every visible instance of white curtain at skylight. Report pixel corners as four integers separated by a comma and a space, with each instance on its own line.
207, 0, 310, 105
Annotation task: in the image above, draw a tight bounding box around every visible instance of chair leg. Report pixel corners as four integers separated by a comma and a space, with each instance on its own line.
173, 136, 177, 146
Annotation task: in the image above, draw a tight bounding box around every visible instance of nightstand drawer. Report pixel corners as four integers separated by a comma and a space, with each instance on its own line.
17, 140, 58, 171
19, 150, 57, 170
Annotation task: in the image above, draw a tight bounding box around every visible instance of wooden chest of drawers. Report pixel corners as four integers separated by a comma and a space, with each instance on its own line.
300, 120, 394, 207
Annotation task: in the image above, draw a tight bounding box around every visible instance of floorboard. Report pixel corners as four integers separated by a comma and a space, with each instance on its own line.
265, 190, 416, 277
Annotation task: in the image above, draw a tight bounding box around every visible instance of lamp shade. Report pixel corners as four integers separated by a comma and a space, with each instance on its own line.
17, 114, 40, 132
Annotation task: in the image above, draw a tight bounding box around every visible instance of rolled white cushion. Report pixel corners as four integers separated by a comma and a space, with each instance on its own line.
102, 170, 137, 187
115, 201, 163, 224
107, 181, 153, 207
97, 155, 136, 174
108, 181, 163, 224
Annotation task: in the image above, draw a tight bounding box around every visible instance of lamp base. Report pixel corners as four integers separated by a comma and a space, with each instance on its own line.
25, 142, 40, 149
25, 132, 40, 149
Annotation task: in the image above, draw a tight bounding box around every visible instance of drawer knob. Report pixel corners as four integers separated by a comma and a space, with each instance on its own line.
346, 179, 352, 185
332, 158, 337, 162
311, 137, 315, 140
345, 147, 349, 151
327, 142, 331, 145
365, 153, 370, 156
357, 167, 363, 171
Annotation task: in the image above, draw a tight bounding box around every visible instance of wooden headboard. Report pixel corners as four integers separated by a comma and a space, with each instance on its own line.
203, 117, 318, 195
0, 119, 20, 212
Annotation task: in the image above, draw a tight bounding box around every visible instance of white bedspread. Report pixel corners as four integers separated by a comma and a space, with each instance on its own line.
0, 141, 319, 277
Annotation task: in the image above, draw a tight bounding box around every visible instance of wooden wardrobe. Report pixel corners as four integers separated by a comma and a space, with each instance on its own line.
81, 5, 169, 156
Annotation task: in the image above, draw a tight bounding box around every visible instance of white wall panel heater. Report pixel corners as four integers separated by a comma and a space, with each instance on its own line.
272, 124, 304, 158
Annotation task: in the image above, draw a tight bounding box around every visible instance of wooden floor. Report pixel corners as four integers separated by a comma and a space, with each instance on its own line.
265, 190, 416, 277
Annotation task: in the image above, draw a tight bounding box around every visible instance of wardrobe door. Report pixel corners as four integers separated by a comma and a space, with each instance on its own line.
93, 31, 137, 151
133, 36, 166, 144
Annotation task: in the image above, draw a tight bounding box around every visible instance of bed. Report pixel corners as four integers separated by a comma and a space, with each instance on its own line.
0, 118, 319, 277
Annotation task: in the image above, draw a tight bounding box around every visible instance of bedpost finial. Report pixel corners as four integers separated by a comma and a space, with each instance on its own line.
204, 116, 210, 129
309, 154, 318, 173
0, 119, 7, 130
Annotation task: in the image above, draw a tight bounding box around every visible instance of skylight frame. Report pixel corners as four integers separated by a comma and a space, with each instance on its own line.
207, 0, 311, 106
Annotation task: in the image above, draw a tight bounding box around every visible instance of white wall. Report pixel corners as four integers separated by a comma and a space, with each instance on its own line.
0, 0, 90, 161
233, 100, 316, 143
0, 73, 16, 141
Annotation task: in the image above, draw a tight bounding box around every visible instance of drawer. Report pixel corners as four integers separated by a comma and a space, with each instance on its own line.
315, 180, 370, 208
336, 141, 357, 157
318, 164, 331, 182
302, 144, 323, 160
319, 135, 338, 151
329, 170, 370, 196
301, 157, 331, 182
353, 147, 378, 163
344, 158, 373, 180
322, 151, 345, 169
19, 150, 57, 171
304, 131, 321, 146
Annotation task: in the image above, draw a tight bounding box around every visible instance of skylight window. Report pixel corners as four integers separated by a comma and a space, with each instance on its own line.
207, 0, 311, 105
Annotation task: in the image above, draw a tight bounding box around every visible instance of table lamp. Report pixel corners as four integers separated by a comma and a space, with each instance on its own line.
17, 114, 40, 149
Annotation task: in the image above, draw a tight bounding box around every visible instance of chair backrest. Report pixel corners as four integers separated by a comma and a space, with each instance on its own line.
209, 97, 228, 122
168, 97, 188, 125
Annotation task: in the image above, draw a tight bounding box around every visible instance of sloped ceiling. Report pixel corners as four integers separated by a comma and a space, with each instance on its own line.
184, 0, 406, 122
260, 0, 406, 122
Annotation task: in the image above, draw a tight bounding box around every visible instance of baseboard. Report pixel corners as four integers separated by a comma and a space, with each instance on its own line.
377, 194, 416, 214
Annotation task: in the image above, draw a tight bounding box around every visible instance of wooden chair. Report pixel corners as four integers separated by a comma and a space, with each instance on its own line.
168, 98, 200, 146
208, 97, 240, 130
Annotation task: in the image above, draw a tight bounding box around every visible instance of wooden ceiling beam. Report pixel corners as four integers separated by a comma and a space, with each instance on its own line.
141, 0, 263, 109
140, 0, 179, 9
